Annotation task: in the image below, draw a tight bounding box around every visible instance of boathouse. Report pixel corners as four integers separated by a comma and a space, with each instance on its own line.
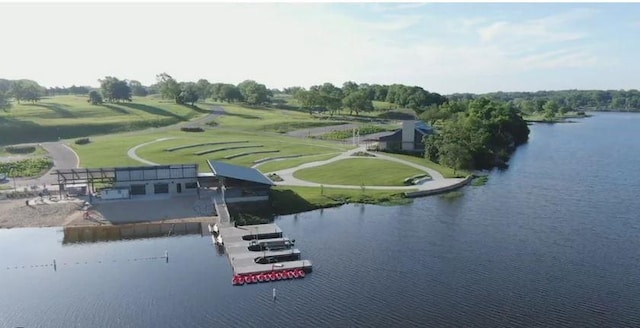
203, 160, 274, 204
52, 164, 199, 199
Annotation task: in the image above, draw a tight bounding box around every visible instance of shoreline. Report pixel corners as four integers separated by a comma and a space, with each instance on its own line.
0, 196, 216, 229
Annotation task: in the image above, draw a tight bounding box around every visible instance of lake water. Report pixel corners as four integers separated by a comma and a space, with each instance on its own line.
2, 112, 640, 327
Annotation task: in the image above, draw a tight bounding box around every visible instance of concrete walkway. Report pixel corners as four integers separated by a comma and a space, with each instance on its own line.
127, 138, 176, 165
270, 145, 467, 192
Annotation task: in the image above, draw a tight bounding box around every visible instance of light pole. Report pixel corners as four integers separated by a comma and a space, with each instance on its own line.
11, 168, 16, 191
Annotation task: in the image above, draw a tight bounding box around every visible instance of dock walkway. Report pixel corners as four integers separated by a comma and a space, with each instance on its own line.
218, 223, 312, 276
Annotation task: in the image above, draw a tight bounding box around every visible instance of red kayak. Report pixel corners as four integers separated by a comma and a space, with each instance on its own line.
244, 275, 252, 284
269, 272, 277, 281
287, 271, 295, 279
233, 275, 244, 285
298, 269, 306, 278
276, 272, 284, 280
292, 270, 300, 278
263, 273, 271, 282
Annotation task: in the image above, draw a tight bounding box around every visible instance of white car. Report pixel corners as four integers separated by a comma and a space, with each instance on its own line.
0, 173, 6, 181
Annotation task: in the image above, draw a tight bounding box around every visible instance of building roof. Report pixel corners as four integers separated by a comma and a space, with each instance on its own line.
207, 160, 274, 186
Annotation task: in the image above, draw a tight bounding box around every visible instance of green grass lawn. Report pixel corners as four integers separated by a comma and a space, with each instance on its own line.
293, 158, 425, 186
377, 152, 470, 178
70, 128, 352, 170
270, 186, 413, 215
211, 102, 348, 132
0, 95, 208, 146
256, 152, 341, 173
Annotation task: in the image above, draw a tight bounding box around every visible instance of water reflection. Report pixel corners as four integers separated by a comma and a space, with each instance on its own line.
63, 222, 206, 244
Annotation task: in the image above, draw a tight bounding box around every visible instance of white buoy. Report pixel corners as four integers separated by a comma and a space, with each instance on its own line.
272, 288, 277, 301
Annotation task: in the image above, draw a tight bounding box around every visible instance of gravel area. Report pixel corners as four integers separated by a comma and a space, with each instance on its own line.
0, 194, 217, 229
0, 198, 94, 229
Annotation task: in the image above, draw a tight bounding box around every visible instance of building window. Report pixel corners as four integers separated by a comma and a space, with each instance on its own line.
154, 183, 169, 194
185, 182, 198, 189
130, 184, 146, 195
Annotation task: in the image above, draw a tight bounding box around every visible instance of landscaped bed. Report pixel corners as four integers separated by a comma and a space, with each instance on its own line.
293, 158, 425, 186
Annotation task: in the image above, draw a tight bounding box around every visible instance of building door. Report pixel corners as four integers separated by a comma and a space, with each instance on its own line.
177, 183, 182, 193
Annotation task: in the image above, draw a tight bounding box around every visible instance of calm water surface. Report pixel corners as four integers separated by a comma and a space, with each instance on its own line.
2, 112, 640, 327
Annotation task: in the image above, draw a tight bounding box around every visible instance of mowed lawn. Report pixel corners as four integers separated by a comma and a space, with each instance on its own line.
0, 95, 207, 145
255, 152, 341, 173
71, 129, 352, 170
212, 102, 349, 133
137, 131, 350, 171
293, 158, 425, 186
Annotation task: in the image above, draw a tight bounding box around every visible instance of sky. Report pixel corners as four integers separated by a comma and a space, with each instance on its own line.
0, 2, 638, 94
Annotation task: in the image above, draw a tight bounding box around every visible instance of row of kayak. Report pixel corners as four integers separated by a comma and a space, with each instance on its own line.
232, 269, 306, 285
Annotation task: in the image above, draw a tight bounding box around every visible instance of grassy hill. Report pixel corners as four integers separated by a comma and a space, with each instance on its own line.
0, 95, 208, 145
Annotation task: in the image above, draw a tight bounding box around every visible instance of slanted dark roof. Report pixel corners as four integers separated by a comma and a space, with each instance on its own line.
207, 160, 274, 186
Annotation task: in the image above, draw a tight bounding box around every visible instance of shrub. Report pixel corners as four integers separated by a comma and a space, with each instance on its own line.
180, 127, 204, 132
0, 158, 53, 177
75, 138, 91, 145
4, 145, 36, 154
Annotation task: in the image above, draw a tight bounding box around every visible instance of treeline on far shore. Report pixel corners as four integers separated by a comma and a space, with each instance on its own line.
450, 89, 640, 113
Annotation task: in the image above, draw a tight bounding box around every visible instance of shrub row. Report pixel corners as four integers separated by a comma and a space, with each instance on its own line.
4, 145, 37, 154
75, 138, 91, 145
180, 127, 204, 132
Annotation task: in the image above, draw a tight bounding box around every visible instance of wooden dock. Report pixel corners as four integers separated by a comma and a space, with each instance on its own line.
217, 223, 313, 277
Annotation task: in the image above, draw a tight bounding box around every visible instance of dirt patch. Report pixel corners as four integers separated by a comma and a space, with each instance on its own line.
0, 194, 218, 229
0, 198, 95, 229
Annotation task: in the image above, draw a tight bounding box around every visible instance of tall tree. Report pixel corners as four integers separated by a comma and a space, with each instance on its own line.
294, 89, 322, 115
99, 76, 132, 102
196, 79, 211, 100
128, 80, 148, 97
218, 84, 243, 102
237, 80, 269, 105
87, 90, 103, 105
156, 73, 181, 103
178, 82, 199, 106
342, 90, 373, 116
0, 90, 10, 111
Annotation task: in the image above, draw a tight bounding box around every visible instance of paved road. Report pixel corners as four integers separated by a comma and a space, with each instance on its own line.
2, 104, 223, 189
8, 142, 80, 188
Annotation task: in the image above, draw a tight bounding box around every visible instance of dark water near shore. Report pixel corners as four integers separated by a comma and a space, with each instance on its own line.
2, 112, 640, 327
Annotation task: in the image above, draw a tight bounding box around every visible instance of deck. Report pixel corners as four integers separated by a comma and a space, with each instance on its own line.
217, 223, 313, 276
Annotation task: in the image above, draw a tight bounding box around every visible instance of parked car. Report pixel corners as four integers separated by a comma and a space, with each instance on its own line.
0, 173, 7, 181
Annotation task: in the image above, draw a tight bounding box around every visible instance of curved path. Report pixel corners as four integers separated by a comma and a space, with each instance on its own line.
6, 142, 80, 188
270, 146, 466, 191
127, 138, 177, 165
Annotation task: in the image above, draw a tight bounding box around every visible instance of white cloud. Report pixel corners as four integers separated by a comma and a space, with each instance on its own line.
0, 3, 619, 94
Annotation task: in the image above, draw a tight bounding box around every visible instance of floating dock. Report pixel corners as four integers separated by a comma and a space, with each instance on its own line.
214, 223, 312, 285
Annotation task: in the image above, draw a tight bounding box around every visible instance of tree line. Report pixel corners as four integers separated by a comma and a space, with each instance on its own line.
450, 89, 640, 113
422, 97, 530, 172
289, 82, 447, 116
